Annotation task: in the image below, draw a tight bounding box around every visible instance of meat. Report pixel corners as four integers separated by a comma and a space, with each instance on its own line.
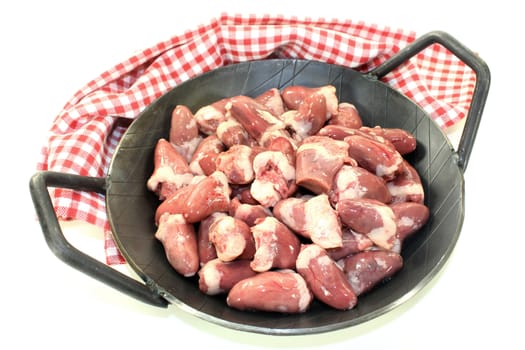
148, 84, 429, 314
281, 91, 328, 141
230, 185, 260, 205
226, 95, 285, 143
328, 102, 363, 129
345, 134, 404, 180
193, 97, 230, 135
208, 215, 255, 262
146, 138, 194, 200
302, 194, 343, 248
215, 144, 257, 185
155, 171, 231, 224
390, 202, 430, 242
281, 85, 338, 118
295, 135, 351, 194
226, 269, 313, 313
229, 197, 272, 227
273, 194, 343, 249
272, 196, 308, 232
387, 160, 425, 204
188, 135, 224, 176
196, 212, 225, 265
341, 250, 403, 296
250, 150, 296, 208
169, 105, 202, 162
259, 129, 297, 164
325, 227, 374, 261
155, 213, 199, 277
250, 216, 301, 272
198, 258, 257, 295
336, 198, 398, 251
216, 117, 255, 148
255, 88, 286, 116
296, 244, 358, 310
317, 124, 366, 140
330, 164, 391, 205
360, 126, 417, 155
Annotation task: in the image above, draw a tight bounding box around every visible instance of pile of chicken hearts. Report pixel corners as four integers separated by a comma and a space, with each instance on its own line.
147, 84, 429, 313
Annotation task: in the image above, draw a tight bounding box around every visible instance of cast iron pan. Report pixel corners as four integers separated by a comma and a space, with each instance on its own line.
30, 31, 490, 335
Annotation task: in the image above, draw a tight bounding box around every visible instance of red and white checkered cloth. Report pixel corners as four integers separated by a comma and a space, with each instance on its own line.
36, 13, 476, 265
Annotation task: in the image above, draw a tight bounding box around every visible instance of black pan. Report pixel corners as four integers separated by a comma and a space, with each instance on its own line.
30, 31, 490, 335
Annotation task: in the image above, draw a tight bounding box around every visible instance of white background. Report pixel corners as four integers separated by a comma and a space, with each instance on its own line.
2, 1, 523, 349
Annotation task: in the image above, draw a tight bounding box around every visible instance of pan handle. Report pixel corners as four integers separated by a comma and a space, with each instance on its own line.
29, 171, 168, 308
369, 30, 491, 171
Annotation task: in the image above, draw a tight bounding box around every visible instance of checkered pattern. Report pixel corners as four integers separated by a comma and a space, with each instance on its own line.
36, 13, 476, 265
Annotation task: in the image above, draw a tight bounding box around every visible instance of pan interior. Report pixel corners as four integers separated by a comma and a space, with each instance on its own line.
106, 59, 463, 335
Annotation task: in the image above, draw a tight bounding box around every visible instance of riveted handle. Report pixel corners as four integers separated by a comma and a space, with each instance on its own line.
29, 171, 168, 308
370, 30, 491, 171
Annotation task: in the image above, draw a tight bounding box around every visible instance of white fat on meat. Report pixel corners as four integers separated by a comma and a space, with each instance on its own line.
387, 182, 424, 201
216, 145, 254, 184
199, 259, 224, 295
194, 105, 226, 134
210, 171, 232, 198
235, 157, 255, 184
189, 174, 206, 185
398, 216, 415, 228
304, 194, 343, 248
216, 118, 248, 140
338, 102, 358, 112
259, 129, 298, 150
256, 109, 284, 128
250, 218, 279, 272
146, 166, 194, 192
172, 136, 203, 163
297, 138, 349, 154
296, 244, 329, 269
374, 257, 390, 271
366, 205, 398, 250
188, 152, 205, 175
333, 165, 363, 200
281, 110, 313, 140
278, 269, 312, 313
296, 137, 350, 177
317, 85, 338, 118
250, 180, 279, 207
196, 105, 222, 121
274, 197, 307, 231
155, 213, 186, 240
209, 216, 245, 262
376, 161, 400, 178
375, 151, 403, 178
251, 151, 295, 207
252, 215, 279, 235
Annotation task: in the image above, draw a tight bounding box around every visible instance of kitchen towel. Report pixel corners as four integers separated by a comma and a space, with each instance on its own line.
36, 13, 476, 265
